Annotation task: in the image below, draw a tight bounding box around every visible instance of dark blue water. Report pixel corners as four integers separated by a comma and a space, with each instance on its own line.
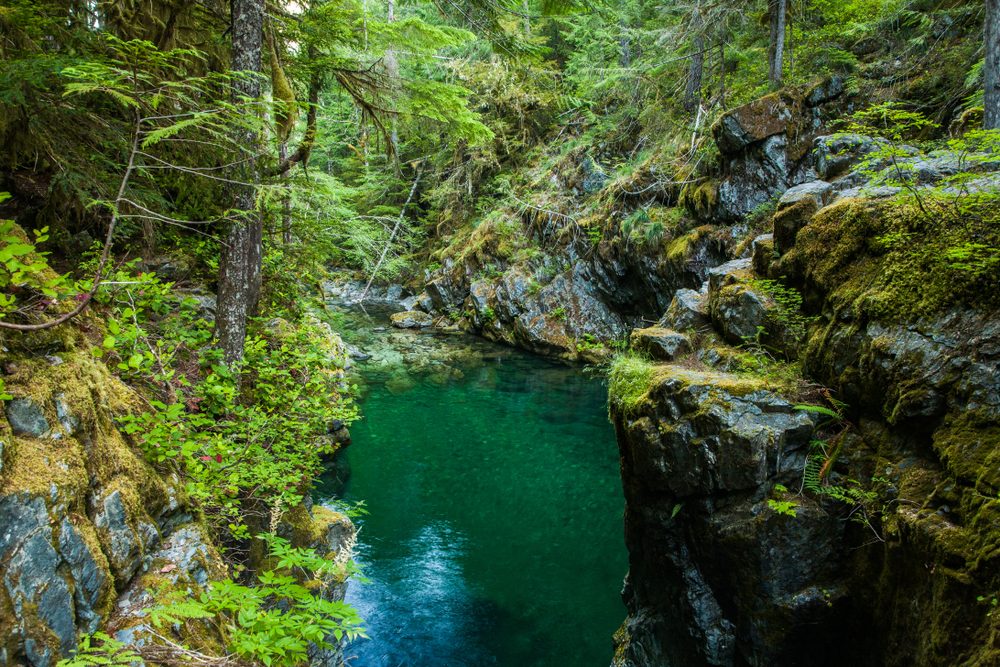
315, 310, 626, 666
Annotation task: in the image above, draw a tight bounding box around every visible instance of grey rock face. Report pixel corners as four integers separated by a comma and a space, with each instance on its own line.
630, 328, 691, 361
814, 134, 889, 180
58, 518, 107, 634
715, 134, 790, 223
110, 521, 225, 651
54, 395, 80, 436
658, 289, 710, 331
0, 494, 107, 667
778, 179, 833, 209
425, 276, 465, 312
612, 369, 845, 667
581, 155, 608, 194
94, 490, 153, 584
6, 398, 49, 437
179, 291, 217, 320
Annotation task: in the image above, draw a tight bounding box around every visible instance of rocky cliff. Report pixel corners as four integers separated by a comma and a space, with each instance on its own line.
0, 315, 356, 666
605, 97, 1000, 665
398, 79, 999, 666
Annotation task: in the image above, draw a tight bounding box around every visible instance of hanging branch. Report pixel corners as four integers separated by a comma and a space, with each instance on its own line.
0, 113, 143, 332
359, 161, 425, 302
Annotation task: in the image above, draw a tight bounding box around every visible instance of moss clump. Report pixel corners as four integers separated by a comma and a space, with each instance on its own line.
933, 410, 1000, 493
607, 353, 657, 415
665, 224, 716, 263
779, 196, 1000, 321
679, 180, 719, 219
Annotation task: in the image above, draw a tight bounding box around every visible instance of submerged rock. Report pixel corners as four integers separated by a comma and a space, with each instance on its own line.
390, 310, 434, 329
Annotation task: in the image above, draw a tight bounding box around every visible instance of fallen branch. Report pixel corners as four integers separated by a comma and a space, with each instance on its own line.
359, 161, 424, 302
0, 114, 142, 332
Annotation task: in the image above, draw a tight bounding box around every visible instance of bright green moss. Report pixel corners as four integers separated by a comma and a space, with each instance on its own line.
779, 196, 1000, 322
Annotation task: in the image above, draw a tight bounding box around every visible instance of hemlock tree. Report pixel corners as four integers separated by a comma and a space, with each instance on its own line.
684, 2, 706, 112
768, 0, 787, 89
216, 0, 265, 366
987, 0, 1000, 128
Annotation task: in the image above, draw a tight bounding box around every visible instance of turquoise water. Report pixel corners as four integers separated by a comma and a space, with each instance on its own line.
314, 308, 627, 667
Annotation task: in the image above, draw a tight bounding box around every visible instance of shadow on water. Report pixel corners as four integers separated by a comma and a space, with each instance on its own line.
315, 304, 627, 667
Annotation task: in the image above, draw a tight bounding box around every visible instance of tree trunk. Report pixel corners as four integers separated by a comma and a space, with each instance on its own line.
279, 140, 292, 244
684, 7, 705, 112
987, 0, 1000, 129
216, 0, 264, 366
619, 17, 631, 67
768, 0, 787, 89
386, 0, 400, 158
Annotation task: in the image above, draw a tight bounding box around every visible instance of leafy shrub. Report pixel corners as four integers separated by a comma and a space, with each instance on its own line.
149, 535, 365, 667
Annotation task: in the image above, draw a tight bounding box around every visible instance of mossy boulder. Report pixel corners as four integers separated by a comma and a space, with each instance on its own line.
0, 347, 204, 666
390, 310, 434, 329
629, 327, 691, 361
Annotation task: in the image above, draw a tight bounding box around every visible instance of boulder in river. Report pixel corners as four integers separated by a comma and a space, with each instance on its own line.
390, 310, 434, 329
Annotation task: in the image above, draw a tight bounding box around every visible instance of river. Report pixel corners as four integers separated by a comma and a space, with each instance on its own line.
313, 304, 627, 667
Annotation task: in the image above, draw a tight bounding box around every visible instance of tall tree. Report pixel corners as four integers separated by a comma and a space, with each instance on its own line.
684, 3, 705, 112
987, 0, 1000, 128
767, 0, 787, 89
216, 0, 265, 366
386, 0, 400, 157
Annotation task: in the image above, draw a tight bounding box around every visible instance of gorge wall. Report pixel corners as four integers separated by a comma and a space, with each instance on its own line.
403, 79, 1000, 666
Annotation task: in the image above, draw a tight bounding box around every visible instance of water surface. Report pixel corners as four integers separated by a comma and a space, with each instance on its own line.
315, 307, 626, 666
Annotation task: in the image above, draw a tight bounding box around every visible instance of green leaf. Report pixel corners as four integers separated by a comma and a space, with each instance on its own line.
793, 404, 841, 419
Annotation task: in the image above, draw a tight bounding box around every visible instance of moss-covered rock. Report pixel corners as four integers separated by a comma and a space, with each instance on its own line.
0, 345, 203, 666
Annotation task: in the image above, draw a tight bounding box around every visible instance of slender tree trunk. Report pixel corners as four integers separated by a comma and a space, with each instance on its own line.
719, 41, 727, 109
768, 0, 787, 89
279, 141, 292, 244
684, 7, 705, 112
987, 0, 1000, 129
217, 0, 264, 366
523, 0, 531, 36
619, 17, 631, 67
386, 0, 400, 159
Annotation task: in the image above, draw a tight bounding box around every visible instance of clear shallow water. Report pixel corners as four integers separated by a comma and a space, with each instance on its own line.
314, 307, 627, 667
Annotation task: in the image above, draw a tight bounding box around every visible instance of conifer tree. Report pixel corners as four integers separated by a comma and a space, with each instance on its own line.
987, 0, 1000, 128
216, 0, 264, 366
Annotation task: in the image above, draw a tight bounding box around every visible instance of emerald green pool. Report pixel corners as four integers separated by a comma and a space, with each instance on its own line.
314, 306, 627, 666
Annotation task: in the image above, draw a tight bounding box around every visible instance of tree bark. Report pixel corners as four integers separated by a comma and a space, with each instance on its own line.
987, 0, 1000, 129
216, 0, 264, 366
386, 0, 400, 158
684, 6, 705, 112
768, 0, 787, 89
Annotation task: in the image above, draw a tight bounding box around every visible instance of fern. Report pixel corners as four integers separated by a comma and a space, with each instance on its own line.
56, 633, 139, 667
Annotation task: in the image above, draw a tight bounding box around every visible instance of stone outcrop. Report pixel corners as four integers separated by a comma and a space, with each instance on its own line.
0, 348, 206, 667
612, 369, 848, 667
685, 79, 847, 224
611, 99, 1000, 666
390, 310, 434, 329
0, 315, 358, 667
